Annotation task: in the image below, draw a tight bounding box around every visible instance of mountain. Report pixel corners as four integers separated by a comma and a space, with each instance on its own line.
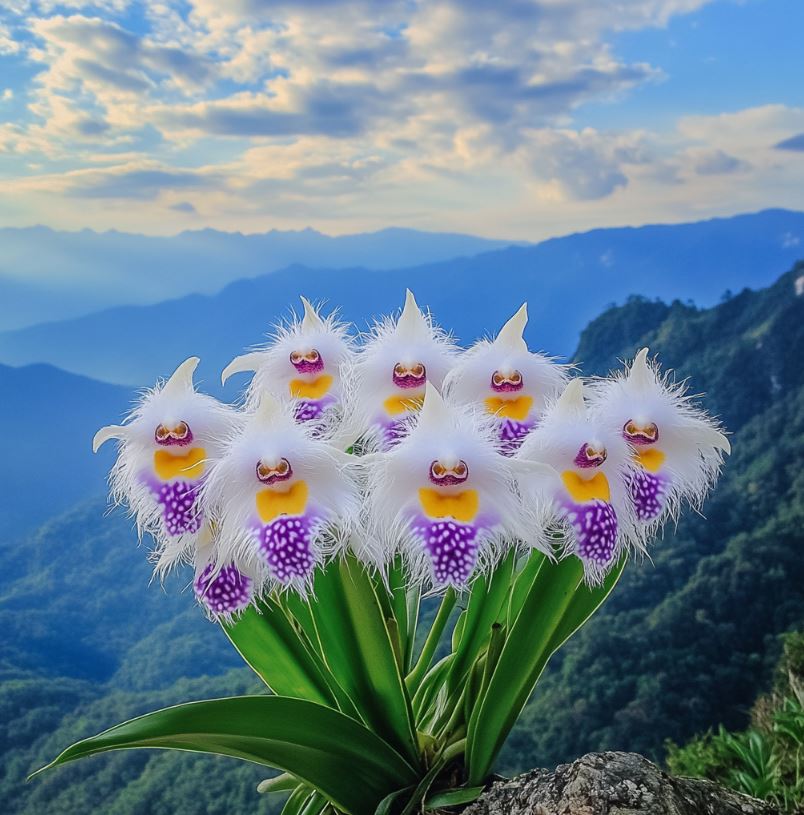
0, 225, 521, 331
1, 262, 803, 814
0, 209, 801, 386
0, 363, 130, 537
504, 261, 804, 770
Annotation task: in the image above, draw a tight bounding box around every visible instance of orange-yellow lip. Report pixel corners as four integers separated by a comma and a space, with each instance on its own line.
418, 487, 479, 522
153, 447, 206, 481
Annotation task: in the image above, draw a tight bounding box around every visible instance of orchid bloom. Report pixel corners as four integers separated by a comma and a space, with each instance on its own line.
92, 357, 233, 574
201, 394, 359, 601
344, 290, 457, 451
516, 379, 639, 582
362, 383, 539, 589
591, 347, 730, 524
445, 303, 567, 454
191, 525, 256, 618
221, 297, 353, 431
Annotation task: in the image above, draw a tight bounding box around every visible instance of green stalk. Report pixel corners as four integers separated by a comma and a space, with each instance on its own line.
406, 588, 457, 692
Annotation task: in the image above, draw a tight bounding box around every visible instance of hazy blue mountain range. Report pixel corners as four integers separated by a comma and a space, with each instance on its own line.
0, 225, 522, 331
0, 363, 129, 536
2, 262, 803, 814
0, 209, 801, 386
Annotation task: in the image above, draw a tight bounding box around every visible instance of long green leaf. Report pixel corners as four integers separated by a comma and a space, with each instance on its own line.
447, 552, 514, 691
424, 785, 485, 809
35, 696, 418, 815
222, 598, 336, 707
465, 556, 585, 783
311, 554, 420, 765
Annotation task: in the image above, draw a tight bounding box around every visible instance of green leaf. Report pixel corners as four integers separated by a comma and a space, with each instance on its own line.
424, 785, 485, 809
407, 589, 457, 693
447, 552, 515, 690
222, 598, 337, 707
35, 695, 418, 815
311, 554, 420, 766
282, 785, 313, 815
465, 556, 585, 783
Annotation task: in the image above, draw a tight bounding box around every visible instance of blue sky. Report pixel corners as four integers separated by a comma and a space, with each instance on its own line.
0, 0, 802, 238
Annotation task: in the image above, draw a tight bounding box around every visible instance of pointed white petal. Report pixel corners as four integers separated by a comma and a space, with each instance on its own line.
419, 380, 450, 428
495, 302, 528, 351
700, 425, 731, 454
163, 356, 200, 396
396, 289, 427, 339
629, 347, 655, 390
221, 352, 264, 385
554, 378, 586, 417
300, 296, 325, 331
254, 391, 282, 425
92, 424, 127, 453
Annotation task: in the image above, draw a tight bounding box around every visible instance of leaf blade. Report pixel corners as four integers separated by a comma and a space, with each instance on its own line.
36, 695, 418, 815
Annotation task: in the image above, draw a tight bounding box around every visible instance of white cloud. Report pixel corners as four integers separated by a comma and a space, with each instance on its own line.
1, 0, 802, 236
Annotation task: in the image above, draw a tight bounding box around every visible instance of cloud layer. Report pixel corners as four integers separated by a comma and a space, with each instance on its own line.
0, 0, 802, 236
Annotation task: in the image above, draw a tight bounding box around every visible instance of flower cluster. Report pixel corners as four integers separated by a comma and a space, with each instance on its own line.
94, 293, 729, 617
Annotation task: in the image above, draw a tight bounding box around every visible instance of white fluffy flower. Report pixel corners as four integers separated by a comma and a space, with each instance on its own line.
201, 393, 360, 598
516, 379, 640, 583
361, 382, 543, 589
221, 297, 354, 433
92, 357, 234, 574
340, 290, 458, 451
444, 303, 568, 454
589, 347, 730, 526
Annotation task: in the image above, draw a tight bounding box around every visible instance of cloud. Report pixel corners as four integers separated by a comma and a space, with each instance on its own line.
63, 166, 219, 200
4, 0, 803, 237
170, 201, 197, 214
775, 133, 804, 152
688, 148, 747, 176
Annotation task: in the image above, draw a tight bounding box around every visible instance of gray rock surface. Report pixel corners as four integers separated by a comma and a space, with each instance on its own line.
462, 751, 779, 815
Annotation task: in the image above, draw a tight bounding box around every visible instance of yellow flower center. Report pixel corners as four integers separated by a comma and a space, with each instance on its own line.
484, 395, 534, 421
418, 488, 479, 522
383, 393, 424, 416
636, 447, 666, 473
289, 374, 333, 400
153, 447, 206, 481
256, 480, 309, 523
561, 470, 611, 503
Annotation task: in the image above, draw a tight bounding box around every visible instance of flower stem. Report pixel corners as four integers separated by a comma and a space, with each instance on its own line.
406, 588, 457, 692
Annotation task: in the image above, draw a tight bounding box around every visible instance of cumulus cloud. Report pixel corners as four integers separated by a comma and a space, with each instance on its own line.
1, 0, 802, 235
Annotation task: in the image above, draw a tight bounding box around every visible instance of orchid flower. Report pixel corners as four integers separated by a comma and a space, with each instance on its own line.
590, 347, 730, 524
343, 290, 457, 451
201, 393, 359, 599
362, 382, 541, 589
191, 525, 256, 618
516, 378, 640, 582
221, 297, 353, 432
92, 357, 233, 574
444, 303, 568, 454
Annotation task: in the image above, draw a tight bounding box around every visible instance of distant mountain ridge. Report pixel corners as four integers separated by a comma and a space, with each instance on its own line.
0, 363, 129, 537
0, 224, 522, 330
1, 209, 802, 386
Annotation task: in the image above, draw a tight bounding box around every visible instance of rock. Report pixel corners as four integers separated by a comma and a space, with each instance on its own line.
462, 751, 779, 815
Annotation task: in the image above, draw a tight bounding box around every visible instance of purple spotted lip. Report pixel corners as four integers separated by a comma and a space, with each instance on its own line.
393, 362, 426, 389
491, 370, 523, 392
256, 458, 293, 484
154, 422, 194, 447
290, 349, 324, 374
623, 420, 659, 446
194, 563, 253, 616
574, 442, 607, 468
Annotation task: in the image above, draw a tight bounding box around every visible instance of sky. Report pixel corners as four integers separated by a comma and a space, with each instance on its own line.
0, 0, 802, 239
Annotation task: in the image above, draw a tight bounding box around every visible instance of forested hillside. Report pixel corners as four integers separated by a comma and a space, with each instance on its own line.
2, 263, 803, 813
